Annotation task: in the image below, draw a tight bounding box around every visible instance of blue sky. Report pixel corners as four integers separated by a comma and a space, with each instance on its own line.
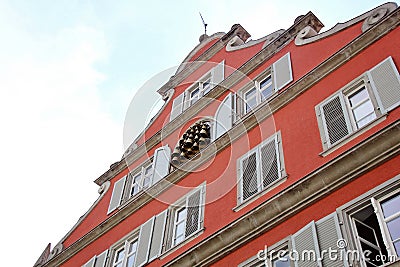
0, 0, 387, 266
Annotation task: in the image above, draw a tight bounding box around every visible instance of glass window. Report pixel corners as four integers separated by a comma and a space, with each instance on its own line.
142, 165, 153, 189
174, 207, 187, 245
260, 75, 273, 100
125, 240, 138, 267
348, 86, 376, 128
130, 173, 141, 197
381, 194, 400, 257
113, 247, 125, 267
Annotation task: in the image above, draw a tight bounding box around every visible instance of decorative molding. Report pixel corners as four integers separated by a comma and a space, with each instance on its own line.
46, 242, 63, 262
295, 2, 397, 46
226, 29, 285, 52
33, 243, 51, 267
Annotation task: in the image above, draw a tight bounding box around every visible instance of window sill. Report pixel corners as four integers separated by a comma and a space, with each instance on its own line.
159, 228, 205, 260
319, 115, 387, 157
233, 176, 287, 212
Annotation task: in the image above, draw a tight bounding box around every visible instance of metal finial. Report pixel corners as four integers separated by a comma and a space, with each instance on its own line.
199, 12, 208, 35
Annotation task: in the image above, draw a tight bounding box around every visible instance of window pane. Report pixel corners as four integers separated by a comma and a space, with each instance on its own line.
116, 249, 125, 262
245, 97, 257, 112
131, 184, 139, 196
245, 88, 256, 99
273, 252, 290, 267
177, 208, 187, 221
349, 87, 369, 107
144, 166, 152, 175
394, 241, 400, 256
176, 222, 185, 236
357, 113, 376, 128
387, 216, 400, 241
355, 220, 379, 245
203, 80, 211, 94
126, 255, 135, 267
260, 76, 273, 100
129, 240, 138, 253
382, 194, 400, 218
352, 101, 375, 127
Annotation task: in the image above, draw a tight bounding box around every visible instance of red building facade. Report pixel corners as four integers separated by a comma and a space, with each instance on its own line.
35, 3, 400, 267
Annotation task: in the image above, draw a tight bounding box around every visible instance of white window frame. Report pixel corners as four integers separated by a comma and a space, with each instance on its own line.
317, 57, 400, 152
338, 176, 400, 267
111, 238, 139, 267
163, 183, 206, 252
128, 162, 153, 198
237, 131, 286, 205
241, 71, 275, 115
185, 73, 212, 108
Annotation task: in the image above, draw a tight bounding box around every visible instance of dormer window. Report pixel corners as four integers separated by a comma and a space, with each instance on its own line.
169, 61, 224, 122
239, 52, 293, 115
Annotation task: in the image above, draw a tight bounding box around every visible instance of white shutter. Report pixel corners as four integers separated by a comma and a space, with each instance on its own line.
319, 93, 352, 147
260, 137, 280, 188
170, 92, 185, 122
368, 56, 400, 112
107, 176, 126, 214
94, 250, 108, 267
240, 152, 258, 202
273, 52, 293, 91
135, 217, 155, 267
148, 210, 168, 261
185, 188, 202, 238
214, 93, 234, 140
82, 256, 95, 267
292, 222, 322, 267
151, 145, 171, 185
316, 213, 348, 267
211, 60, 225, 87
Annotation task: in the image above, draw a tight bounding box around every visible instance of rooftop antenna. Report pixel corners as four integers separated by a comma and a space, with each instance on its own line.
199, 12, 208, 35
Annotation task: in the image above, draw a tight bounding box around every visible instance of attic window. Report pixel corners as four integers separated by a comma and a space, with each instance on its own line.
171, 120, 211, 166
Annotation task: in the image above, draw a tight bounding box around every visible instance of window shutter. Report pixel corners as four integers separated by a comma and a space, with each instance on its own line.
273, 52, 293, 91
316, 213, 348, 267
148, 210, 167, 261
319, 94, 352, 146
241, 152, 258, 202
163, 210, 174, 251
368, 56, 400, 112
135, 217, 155, 267
185, 188, 202, 238
170, 92, 185, 122
211, 60, 225, 88
107, 176, 126, 214
82, 256, 95, 267
291, 222, 322, 267
94, 250, 108, 267
151, 145, 171, 185
260, 138, 280, 188
214, 93, 234, 140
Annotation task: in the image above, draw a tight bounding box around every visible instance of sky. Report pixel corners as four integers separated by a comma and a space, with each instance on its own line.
0, 0, 388, 266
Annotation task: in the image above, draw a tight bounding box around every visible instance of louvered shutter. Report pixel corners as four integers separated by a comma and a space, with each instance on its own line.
316, 213, 348, 267
292, 222, 322, 267
82, 256, 95, 267
185, 188, 202, 238
151, 145, 171, 185
108, 176, 126, 214
170, 92, 185, 121
135, 217, 155, 267
94, 250, 108, 267
211, 61, 225, 87
240, 152, 258, 202
319, 94, 352, 147
273, 52, 293, 91
148, 210, 167, 261
260, 138, 280, 188
214, 93, 234, 140
368, 57, 400, 112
